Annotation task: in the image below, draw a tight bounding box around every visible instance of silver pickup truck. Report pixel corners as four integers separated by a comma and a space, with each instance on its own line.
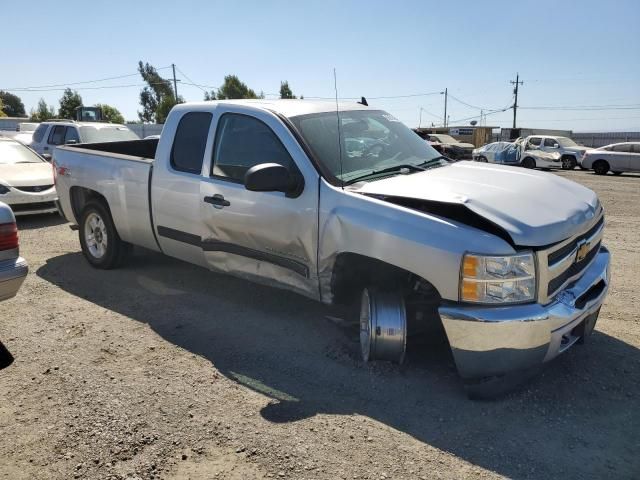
53, 100, 610, 395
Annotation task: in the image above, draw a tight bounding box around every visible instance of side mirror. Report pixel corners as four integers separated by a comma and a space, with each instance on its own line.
553, 143, 559, 148
244, 163, 304, 198
65, 139, 78, 145
41, 153, 52, 162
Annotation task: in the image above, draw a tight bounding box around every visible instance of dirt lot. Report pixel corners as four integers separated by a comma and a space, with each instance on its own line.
0, 170, 638, 480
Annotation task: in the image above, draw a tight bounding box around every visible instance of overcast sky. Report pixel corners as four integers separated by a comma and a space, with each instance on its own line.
4, 0, 639, 131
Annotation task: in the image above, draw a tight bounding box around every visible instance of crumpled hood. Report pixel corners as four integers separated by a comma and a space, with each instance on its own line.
0, 163, 54, 187
356, 161, 600, 247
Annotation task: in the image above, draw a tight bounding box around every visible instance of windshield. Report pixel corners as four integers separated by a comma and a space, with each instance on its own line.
555, 136, 578, 147
79, 126, 138, 143
290, 110, 445, 183
0, 141, 45, 164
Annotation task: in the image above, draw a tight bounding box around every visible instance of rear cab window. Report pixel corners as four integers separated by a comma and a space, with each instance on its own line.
170, 112, 213, 174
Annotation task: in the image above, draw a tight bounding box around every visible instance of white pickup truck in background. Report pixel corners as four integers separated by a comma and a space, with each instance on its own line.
52, 100, 610, 397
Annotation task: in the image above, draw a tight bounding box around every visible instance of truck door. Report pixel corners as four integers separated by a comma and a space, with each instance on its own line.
151, 111, 213, 267
198, 108, 320, 299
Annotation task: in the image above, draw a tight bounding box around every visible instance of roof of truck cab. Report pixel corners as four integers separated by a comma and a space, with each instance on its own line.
173, 99, 372, 118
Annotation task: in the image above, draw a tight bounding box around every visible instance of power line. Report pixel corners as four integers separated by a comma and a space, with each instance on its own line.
174, 66, 208, 94
1, 67, 171, 91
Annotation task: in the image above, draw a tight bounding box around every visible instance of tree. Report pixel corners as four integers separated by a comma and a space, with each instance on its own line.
279, 81, 296, 99
137, 61, 179, 123
204, 90, 216, 101
0, 91, 26, 117
215, 75, 258, 100
58, 88, 83, 120
30, 99, 56, 121
0, 99, 6, 118
94, 104, 125, 124
155, 96, 182, 124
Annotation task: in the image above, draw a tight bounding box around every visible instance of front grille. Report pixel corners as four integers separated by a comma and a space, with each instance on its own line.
537, 210, 604, 303
548, 217, 604, 266
10, 201, 57, 213
547, 241, 601, 295
13, 185, 54, 193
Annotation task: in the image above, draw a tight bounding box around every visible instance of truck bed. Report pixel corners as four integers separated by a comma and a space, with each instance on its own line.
73, 138, 159, 161
54, 139, 160, 252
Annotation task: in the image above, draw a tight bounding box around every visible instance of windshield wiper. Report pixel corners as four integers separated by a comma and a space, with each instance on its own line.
417, 155, 449, 167
344, 163, 425, 185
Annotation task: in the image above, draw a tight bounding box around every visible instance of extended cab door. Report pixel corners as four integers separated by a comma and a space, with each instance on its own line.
151, 111, 214, 267
198, 106, 320, 298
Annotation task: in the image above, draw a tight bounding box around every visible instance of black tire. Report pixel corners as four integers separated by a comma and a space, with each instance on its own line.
593, 160, 609, 175
612, 171, 623, 176
79, 201, 130, 269
522, 157, 536, 169
561, 155, 577, 170
477, 156, 488, 163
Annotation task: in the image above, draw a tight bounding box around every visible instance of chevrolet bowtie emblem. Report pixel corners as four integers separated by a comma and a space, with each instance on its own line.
576, 240, 590, 263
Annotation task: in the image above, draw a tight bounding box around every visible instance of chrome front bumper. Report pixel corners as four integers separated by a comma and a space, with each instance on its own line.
0, 257, 28, 302
439, 246, 610, 379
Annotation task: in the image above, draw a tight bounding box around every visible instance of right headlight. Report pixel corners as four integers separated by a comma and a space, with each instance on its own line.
460, 252, 536, 304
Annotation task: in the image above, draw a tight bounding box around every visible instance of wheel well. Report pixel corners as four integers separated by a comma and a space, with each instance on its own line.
330, 253, 444, 336
330, 252, 441, 304
69, 187, 109, 223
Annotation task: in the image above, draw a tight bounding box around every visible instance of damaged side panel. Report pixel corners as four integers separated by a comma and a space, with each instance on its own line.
317, 180, 516, 304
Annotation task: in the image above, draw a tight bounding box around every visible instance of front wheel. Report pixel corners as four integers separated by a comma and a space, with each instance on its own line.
477, 156, 488, 163
79, 201, 130, 269
522, 157, 536, 169
561, 156, 577, 170
359, 288, 407, 364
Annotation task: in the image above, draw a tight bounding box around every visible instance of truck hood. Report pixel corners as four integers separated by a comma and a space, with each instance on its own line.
0, 163, 54, 187
355, 161, 599, 247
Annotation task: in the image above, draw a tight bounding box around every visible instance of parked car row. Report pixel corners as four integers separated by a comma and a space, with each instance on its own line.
473, 137, 640, 175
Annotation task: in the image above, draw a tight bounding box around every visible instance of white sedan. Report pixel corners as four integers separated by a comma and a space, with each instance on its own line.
581, 142, 640, 175
0, 138, 58, 215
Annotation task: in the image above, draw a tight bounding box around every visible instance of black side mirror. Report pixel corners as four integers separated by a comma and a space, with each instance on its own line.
65, 139, 78, 145
244, 163, 304, 198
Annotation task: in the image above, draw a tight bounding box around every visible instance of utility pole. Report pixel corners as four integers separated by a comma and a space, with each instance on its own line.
418, 108, 423, 128
171, 63, 179, 99
510, 73, 523, 128
442, 88, 448, 128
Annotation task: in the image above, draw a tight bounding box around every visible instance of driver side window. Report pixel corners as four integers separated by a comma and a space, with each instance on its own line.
212, 113, 295, 183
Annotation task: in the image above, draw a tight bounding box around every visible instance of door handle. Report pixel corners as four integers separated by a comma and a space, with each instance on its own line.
204, 194, 230, 208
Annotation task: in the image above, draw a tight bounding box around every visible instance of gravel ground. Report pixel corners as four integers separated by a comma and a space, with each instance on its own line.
0, 169, 638, 480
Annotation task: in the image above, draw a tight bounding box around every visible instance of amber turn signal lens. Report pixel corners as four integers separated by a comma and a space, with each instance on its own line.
462, 255, 479, 277
461, 279, 480, 302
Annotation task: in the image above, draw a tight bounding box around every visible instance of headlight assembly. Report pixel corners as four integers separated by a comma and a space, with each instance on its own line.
460, 252, 536, 304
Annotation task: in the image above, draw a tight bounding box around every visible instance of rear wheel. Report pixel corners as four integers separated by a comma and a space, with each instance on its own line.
593, 160, 609, 175
477, 156, 488, 163
79, 201, 130, 269
522, 157, 536, 169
